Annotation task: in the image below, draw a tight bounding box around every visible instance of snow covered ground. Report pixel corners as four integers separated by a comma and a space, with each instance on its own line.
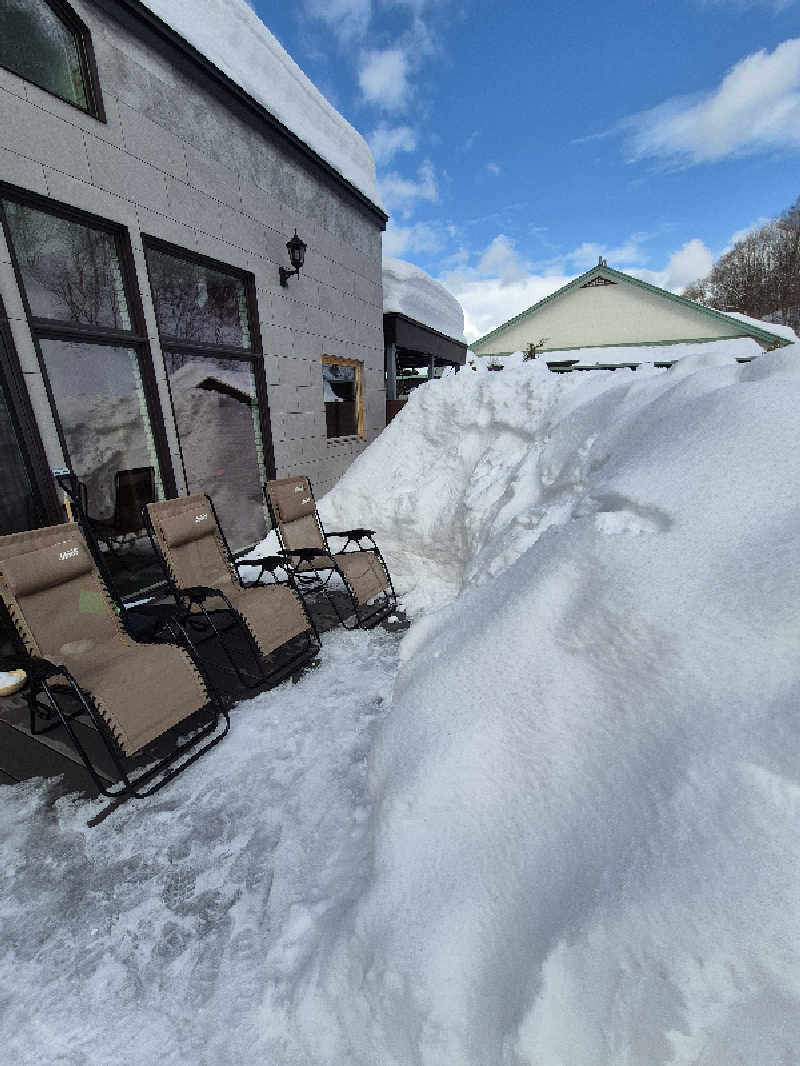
3, 340, 800, 1064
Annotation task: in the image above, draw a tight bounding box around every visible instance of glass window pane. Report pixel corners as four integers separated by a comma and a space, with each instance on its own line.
165, 353, 267, 551
323, 362, 358, 438
146, 249, 251, 349
3, 203, 131, 329
40, 339, 163, 595
0, 0, 89, 110
0, 339, 37, 534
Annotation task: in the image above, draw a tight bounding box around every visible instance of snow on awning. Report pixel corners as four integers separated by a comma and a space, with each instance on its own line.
382, 258, 466, 344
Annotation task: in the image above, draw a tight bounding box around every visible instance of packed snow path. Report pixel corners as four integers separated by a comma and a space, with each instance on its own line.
0, 628, 399, 1066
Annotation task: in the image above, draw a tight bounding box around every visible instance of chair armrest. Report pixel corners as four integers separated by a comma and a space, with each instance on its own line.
23, 656, 68, 684
327, 528, 375, 539
279, 547, 326, 562
235, 554, 288, 572
177, 585, 227, 605
235, 555, 293, 585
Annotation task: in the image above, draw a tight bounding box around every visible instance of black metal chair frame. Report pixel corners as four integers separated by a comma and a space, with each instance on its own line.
63, 469, 156, 573
264, 478, 397, 630
0, 595, 230, 802
57, 471, 317, 694
142, 493, 321, 693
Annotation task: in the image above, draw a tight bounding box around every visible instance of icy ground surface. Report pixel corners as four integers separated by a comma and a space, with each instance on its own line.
0, 628, 399, 1066
3, 341, 800, 1065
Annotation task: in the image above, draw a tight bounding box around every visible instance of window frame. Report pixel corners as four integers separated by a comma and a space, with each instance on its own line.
322, 354, 364, 441
0, 294, 60, 527
0, 0, 106, 121
141, 234, 277, 496
0, 183, 177, 502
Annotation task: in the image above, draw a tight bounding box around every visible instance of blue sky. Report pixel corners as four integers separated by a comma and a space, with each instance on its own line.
254, 0, 800, 341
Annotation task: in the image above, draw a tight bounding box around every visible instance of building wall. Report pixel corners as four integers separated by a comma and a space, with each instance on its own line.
473, 279, 752, 356
0, 0, 386, 504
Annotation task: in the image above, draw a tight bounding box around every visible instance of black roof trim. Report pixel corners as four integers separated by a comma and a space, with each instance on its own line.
90, 0, 387, 228
384, 311, 468, 364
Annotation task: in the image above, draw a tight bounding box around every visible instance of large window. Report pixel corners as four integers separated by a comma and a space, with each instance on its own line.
1, 193, 170, 594
0, 0, 103, 117
0, 327, 41, 533
144, 240, 275, 552
323, 356, 363, 440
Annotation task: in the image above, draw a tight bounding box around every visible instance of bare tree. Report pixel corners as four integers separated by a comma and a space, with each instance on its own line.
682, 195, 800, 331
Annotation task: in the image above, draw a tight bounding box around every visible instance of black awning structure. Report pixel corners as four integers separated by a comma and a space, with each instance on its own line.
384, 312, 467, 403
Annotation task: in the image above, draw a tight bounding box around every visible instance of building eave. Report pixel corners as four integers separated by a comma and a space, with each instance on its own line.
89, 0, 388, 229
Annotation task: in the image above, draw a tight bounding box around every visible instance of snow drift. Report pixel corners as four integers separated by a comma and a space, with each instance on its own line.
305, 342, 800, 1064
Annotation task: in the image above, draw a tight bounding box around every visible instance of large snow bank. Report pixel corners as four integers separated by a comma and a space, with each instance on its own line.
383, 257, 466, 342
4, 339, 800, 1065
141, 0, 379, 206
300, 341, 800, 1063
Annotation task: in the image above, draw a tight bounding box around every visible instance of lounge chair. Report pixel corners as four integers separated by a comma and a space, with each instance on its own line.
144, 494, 319, 689
264, 476, 396, 629
0, 522, 229, 799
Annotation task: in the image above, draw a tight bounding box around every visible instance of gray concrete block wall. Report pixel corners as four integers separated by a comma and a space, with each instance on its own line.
0, 0, 387, 512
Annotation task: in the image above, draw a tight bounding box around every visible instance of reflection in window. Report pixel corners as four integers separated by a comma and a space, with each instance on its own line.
0, 337, 36, 534
3, 202, 130, 328
146, 248, 251, 348
164, 354, 266, 551
39, 340, 161, 518
323, 358, 362, 439
0, 0, 90, 111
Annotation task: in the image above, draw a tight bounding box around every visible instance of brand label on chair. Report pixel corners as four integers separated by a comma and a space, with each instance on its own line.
194, 513, 209, 523
59, 548, 80, 561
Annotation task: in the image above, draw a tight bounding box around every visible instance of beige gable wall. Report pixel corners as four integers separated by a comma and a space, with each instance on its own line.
473, 278, 749, 355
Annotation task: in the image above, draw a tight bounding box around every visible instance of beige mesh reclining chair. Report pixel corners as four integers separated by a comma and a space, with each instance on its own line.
145, 494, 319, 688
0, 522, 228, 799
265, 476, 396, 629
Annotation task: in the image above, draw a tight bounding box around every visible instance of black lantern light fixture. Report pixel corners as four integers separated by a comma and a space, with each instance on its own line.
279, 231, 307, 287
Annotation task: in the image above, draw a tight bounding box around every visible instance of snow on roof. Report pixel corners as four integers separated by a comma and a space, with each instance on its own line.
714, 310, 798, 343
382, 257, 465, 342
141, 0, 380, 207
519, 337, 764, 367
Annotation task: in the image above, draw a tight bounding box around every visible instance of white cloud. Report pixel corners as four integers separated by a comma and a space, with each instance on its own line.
368, 124, 417, 165
476, 235, 529, 284
631, 239, 714, 291
303, 0, 371, 43
624, 38, 800, 165
565, 239, 650, 271
383, 219, 444, 257
377, 160, 437, 216
359, 48, 411, 110
699, 0, 797, 10
445, 274, 573, 343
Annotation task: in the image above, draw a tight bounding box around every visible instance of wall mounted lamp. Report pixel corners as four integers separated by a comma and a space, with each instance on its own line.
279, 231, 307, 287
